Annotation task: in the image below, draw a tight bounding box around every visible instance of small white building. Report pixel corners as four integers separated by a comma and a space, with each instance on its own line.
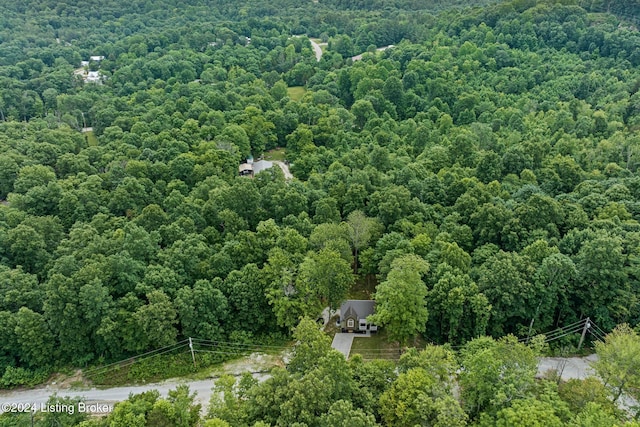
86, 71, 102, 83
90, 55, 105, 61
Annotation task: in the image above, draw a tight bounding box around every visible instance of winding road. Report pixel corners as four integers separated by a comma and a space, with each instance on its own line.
0, 355, 636, 417
0, 355, 605, 414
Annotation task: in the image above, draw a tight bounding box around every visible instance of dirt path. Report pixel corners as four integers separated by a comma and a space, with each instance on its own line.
273, 161, 293, 180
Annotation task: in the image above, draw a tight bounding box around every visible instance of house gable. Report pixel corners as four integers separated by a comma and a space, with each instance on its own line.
339, 300, 377, 333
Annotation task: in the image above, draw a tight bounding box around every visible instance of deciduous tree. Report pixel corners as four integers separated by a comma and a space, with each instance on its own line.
369, 254, 429, 346
592, 323, 640, 404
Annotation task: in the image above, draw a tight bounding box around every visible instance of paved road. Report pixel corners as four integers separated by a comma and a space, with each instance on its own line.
0, 373, 270, 414
331, 333, 354, 357
2, 354, 635, 415
351, 45, 394, 62
309, 39, 323, 62
537, 354, 597, 380
0, 356, 602, 408
537, 355, 638, 412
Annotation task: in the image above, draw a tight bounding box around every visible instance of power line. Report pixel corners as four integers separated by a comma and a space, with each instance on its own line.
540, 324, 586, 339
592, 331, 606, 342
591, 322, 608, 338
84, 318, 612, 375
553, 318, 587, 330
86, 344, 189, 377
193, 349, 251, 356
541, 323, 585, 337
84, 339, 189, 375
191, 338, 290, 350
518, 322, 586, 343
544, 328, 585, 344
518, 318, 587, 340
193, 344, 288, 354
588, 328, 606, 342
83, 336, 293, 378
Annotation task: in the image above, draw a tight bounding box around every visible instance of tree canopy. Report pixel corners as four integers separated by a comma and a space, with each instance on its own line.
0, 1, 639, 418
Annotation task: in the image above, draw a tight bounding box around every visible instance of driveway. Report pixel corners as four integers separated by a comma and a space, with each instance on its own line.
273, 161, 293, 180
331, 333, 355, 358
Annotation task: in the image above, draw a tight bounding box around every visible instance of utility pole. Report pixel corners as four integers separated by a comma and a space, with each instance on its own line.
188, 337, 196, 369
577, 317, 591, 350
526, 301, 542, 343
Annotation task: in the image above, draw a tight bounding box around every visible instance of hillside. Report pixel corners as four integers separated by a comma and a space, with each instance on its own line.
0, 0, 640, 425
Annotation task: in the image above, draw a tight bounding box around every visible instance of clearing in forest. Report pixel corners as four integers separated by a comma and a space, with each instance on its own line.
287, 86, 306, 101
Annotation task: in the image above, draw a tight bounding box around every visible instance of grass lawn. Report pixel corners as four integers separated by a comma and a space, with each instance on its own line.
349, 330, 430, 361
263, 147, 286, 161
287, 86, 306, 101
84, 131, 99, 146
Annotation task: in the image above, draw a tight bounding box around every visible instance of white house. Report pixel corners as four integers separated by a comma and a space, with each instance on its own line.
86, 71, 102, 83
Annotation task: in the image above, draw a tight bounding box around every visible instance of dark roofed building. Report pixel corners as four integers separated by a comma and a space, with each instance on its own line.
339, 300, 377, 333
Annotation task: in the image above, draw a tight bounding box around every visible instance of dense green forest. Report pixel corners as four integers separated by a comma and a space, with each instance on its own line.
1, 0, 640, 424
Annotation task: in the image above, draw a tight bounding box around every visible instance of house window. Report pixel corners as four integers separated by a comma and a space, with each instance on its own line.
347, 319, 354, 328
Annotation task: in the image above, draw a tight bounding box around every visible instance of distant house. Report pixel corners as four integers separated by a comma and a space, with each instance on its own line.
339, 300, 377, 333
239, 163, 253, 176
73, 67, 104, 84
90, 55, 105, 61
252, 160, 273, 175
86, 71, 102, 83
239, 158, 276, 177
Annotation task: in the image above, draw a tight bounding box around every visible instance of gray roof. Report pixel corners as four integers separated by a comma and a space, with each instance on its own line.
340, 300, 375, 320
252, 160, 273, 175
